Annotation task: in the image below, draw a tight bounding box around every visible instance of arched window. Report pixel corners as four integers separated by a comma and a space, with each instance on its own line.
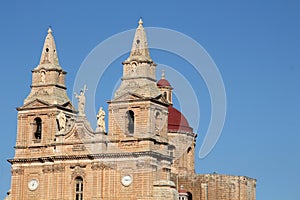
33, 117, 42, 141
75, 177, 83, 200
126, 110, 134, 134
163, 92, 167, 99
187, 192, 193, 200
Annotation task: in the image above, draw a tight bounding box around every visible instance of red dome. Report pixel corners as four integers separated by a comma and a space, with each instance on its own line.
157, 79, 171, 87
168, 106, 193, 133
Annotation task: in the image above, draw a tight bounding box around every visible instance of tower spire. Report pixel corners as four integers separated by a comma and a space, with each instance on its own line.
24, 27, 71, 105
124, 18, 152, 63
114, 18, 160, 99
39, 26, 60, 67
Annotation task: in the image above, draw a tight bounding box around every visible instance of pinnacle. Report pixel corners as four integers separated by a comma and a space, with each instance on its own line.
138, 18, 143, 26
48, 27, 52, 34
162, 70, 165, 79
38, 27, 60, 67
124, 18, 152, 63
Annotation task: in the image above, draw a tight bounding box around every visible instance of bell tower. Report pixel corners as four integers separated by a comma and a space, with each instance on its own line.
109, 18, 169, 140
14, 28, 76, 155
107, 19, 177, 199
9, 28, 77, 199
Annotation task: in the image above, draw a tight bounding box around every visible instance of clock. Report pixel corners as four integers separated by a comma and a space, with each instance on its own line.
121, 175, 132, 186
28, 179, 39, 191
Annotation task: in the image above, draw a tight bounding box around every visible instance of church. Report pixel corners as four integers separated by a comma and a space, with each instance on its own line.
6, 19, 256, 200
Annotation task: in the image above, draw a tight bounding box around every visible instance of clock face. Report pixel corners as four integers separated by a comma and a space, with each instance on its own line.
28, 179, 39, 191
121, 175, 132, 186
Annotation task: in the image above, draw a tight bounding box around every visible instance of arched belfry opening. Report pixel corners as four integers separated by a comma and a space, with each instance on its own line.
33, 117, 42, 141
163, 91, 167, 99
187, 192, 193, 200
126, 110, 134, 134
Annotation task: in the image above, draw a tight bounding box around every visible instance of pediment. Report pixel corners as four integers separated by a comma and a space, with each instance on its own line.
58, 125, 96, 154
18, 99, 50, 110
113, 92, 144, 101
64, 119, 95, 142
113, 91, 169, 105
61, 101, 76, 111
153, 94, 169, 104
65, 127, 92, 141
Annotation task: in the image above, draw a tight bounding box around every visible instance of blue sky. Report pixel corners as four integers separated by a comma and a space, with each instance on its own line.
1, 1, 300, 199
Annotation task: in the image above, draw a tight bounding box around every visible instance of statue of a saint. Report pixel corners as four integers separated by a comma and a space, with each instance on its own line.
57, 111, 66, 132
74, 85, 87, 116
97, 107, 106, 132
155, 111, 161, 132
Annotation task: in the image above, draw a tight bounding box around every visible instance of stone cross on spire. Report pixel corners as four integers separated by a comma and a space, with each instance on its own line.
39, 27, 60, 67
124, 18, 152, 63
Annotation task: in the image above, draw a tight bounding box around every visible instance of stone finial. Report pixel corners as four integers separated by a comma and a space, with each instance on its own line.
48, 27, 52, 34
161, 70, 165, 79
138, 18, 143, 26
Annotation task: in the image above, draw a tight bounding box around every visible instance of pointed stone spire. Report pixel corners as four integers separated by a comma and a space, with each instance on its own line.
38, 27, 60, 67
25, 27, 71, 105
124, 18, 152, 63
114, 18, 161, 100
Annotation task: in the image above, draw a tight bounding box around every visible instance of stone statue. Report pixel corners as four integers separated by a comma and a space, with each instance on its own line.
155, 111, 162, 131
74, 85, 87, 116
57, 111, 66, 132
97, 107, 106, 132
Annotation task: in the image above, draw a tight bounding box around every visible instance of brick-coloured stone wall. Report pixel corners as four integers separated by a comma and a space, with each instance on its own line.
171, 173, 256, 200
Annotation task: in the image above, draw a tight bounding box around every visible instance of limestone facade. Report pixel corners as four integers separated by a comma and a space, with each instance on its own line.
7, 20, 256, 200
